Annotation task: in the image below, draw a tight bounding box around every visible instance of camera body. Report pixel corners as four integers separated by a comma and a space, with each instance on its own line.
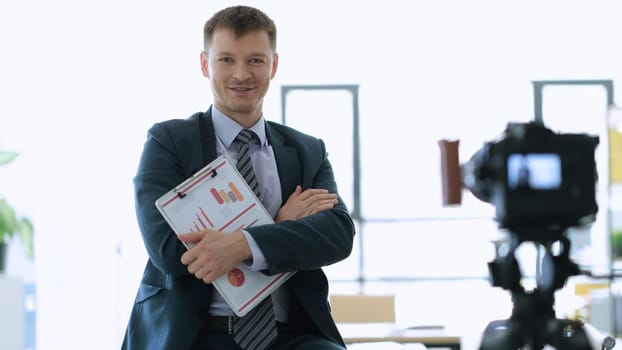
462, 121, 599, 232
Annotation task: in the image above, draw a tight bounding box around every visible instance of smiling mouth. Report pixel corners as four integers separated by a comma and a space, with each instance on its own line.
230, 86, 253, 92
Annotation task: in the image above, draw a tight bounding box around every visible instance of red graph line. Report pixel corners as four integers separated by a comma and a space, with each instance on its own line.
196, 213, 207, 229
200, 207, 214, 228
238, 273, 288, 312
219, 203, 257, 231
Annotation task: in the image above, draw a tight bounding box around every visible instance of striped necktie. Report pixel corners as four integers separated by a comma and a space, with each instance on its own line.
235, 129, 261, 197
232, 128, 278, 350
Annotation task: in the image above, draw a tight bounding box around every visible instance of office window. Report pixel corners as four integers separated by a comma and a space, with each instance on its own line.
281, 85, 501, 285
280, 86, 357, 212
535, 81, 613, 272
280, 80, 618, 329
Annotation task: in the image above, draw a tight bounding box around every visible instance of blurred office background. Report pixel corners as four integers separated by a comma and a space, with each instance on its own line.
1, 0, 622, 349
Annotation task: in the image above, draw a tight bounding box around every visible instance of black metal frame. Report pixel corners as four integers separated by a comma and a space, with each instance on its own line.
532, 79, 619, 337
280, 84, 366, 286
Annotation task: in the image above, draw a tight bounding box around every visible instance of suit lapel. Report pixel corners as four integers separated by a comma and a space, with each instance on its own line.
266, 123, 301, 203
198, 107, 218, 165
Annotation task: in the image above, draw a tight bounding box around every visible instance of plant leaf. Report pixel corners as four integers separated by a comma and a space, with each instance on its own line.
17, 218, 34, 258
0, 199, 17, 241
0, 151, 19, 166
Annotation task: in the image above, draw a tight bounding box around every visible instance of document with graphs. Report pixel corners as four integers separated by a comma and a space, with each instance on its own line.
155, 155, 295, 317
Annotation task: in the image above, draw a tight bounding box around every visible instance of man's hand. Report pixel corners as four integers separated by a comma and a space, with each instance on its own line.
275, 185, 338, 222
178, 229, 251, 284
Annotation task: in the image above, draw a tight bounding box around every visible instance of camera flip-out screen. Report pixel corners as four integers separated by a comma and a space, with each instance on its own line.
507, 153, 561, 191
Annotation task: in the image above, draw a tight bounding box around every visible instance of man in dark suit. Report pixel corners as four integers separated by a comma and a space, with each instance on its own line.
122, 5, 355, 350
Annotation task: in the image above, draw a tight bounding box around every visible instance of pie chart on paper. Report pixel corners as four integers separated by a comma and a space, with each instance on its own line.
228, 268, 245, 287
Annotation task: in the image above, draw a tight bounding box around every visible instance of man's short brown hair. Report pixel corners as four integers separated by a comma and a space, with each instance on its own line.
203, 6, 277, 52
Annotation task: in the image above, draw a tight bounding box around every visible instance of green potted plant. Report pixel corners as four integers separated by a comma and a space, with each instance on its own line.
0, 149, 34, 272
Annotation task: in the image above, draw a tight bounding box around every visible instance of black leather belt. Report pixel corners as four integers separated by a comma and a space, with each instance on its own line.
204, 316, 235, 334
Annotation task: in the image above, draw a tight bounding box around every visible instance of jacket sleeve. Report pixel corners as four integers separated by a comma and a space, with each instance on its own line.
133, 121, 199, 276
247, 138, 356, 274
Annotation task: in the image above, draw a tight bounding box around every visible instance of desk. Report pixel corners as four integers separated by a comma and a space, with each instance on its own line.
338, 323, 461, 350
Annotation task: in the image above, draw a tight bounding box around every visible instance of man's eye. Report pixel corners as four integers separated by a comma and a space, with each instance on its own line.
219, 57, 232, 63
250, 58, 264, 64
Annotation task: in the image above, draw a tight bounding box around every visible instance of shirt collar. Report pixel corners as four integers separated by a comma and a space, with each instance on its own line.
212, 106, 267, 148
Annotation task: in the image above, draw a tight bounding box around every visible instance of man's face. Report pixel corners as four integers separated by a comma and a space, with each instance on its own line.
201, 28, 278, 126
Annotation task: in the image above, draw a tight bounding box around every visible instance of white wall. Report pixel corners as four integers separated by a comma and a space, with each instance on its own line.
1, 1, 622, 349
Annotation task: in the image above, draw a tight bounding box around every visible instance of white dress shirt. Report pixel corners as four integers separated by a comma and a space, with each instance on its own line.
208, 106, 289, 322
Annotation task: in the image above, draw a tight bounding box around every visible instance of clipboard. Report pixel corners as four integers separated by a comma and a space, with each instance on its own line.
155, 155, 294, 316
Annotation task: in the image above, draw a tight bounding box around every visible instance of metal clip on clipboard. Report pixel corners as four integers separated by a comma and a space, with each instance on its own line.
172, 164, 220, 200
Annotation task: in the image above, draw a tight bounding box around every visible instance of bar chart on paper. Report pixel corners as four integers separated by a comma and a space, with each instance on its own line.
157, 158, 270, 237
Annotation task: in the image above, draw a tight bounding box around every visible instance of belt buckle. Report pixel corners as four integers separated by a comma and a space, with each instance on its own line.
227, 316, 234, 335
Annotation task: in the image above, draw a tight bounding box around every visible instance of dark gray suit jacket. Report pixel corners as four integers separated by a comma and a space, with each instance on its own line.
122, 108, 355, 349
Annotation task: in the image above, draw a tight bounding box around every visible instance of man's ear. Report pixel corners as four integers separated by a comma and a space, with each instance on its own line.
270, 53, 279, 79
200, 51, 209, 78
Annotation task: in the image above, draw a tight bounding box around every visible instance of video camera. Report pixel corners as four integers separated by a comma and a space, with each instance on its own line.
438, 121, 615, 349
441, 121, 599, 238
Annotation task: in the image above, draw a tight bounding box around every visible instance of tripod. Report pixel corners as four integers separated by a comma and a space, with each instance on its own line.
479, 227, 593, 350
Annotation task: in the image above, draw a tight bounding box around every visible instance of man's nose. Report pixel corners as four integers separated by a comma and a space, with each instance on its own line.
232, 64, 252, 81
